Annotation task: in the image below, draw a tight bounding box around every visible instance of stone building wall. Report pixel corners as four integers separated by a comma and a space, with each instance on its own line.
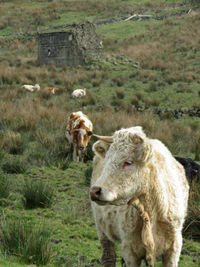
37, 22, 101, 66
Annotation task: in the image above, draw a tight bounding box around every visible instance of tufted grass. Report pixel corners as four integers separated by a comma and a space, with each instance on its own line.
21, 178, 54, 209
0, 216, 52, 265
0, 0, 200, 266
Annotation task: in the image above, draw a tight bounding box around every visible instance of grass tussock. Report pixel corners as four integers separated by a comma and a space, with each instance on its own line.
184, 180, 200, 240
21, 178, 54, 209
0, 130, 23, 154
0, 216, 52, 265
0, 153, 27, 174
0, 171, 10, 200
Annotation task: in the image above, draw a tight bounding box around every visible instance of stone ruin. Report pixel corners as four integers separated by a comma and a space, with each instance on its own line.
37, 21, 102, 66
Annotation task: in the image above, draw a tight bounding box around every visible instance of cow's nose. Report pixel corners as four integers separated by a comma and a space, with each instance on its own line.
79, 146, 84, 151
90, 186, 101, 201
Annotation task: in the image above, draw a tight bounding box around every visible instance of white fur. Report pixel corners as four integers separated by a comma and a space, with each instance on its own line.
22, 84, 40, 92
90, 127, 189, 267
72, 88, 86, 98
72, 111, 93, 130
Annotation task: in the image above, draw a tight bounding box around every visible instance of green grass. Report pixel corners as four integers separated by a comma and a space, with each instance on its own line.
97, 20, 163, 40
0, 165, 199, 266
0, 0, 200, 265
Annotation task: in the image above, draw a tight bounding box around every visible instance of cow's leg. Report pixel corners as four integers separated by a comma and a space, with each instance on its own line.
121, 242, 141, 267
69, 143, 74, 161
76, 147, 81, 162
81, 149, 86, 163
162, 231, 182, 267
100, 237, 116, 267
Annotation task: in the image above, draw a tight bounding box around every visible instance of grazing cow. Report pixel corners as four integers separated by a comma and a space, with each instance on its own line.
90, 127, 189, 267
22, 84, 40, 92
47, 87, 59, 94
72, 88, 86, 98
66, 111, 93, 162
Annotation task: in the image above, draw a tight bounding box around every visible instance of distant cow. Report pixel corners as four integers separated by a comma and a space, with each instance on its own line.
66, 111, 93, 162
22, 84, 40, 92
72, 88, 86, 98
90, 127, 189, 267
47, 87, 59, 94
175, 157, 200, 183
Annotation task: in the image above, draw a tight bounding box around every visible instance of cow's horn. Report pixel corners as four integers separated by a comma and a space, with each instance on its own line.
93, 134, 113, 143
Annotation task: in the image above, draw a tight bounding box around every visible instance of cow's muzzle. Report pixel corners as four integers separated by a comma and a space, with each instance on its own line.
90, 186, 101, 201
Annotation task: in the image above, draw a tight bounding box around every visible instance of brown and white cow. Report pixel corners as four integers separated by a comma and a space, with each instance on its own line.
90, 127, 189, 267
47, 87, 59, 94
66, 111, 93, 162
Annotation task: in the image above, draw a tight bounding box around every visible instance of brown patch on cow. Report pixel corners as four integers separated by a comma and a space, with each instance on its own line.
66, 111, 93, 161
47, 87, 59, 94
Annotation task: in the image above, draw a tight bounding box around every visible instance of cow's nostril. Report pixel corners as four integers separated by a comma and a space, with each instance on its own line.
90, 186, 101, 201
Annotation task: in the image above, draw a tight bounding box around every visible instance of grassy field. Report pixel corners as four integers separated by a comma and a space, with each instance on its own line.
0, 0, 200, 266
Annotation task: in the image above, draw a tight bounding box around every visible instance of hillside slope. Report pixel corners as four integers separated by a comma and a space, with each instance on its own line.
0, 0, 200, 266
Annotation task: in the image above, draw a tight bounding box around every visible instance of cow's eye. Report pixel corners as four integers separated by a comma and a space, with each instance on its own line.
123, 160, 133, 168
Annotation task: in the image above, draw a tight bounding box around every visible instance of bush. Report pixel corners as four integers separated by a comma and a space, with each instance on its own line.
21, 179, 54, 209
0, 217, 52, 265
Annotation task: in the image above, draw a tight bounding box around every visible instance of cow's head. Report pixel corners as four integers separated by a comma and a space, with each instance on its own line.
73, 128, 93, 151
90, 127, 153, 205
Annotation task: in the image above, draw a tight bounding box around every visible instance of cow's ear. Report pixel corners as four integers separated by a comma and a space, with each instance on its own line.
69, 113, 75, 120
92, 140, 110, 158
130, 133, 144, 145
88, 131, 93, 136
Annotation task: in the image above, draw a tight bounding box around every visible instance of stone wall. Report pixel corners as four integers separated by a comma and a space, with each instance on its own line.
37, 22, 101, 66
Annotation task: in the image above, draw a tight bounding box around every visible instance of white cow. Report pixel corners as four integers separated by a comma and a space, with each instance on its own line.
90, 127, 189, 267
22, 84, 40, 92
72, 88, 86, 98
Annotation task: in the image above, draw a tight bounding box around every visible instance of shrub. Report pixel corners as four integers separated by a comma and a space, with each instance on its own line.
21, 179, 54, 209
0, 217, 52, 265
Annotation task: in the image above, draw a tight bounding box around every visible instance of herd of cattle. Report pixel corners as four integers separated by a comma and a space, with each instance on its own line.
65, 110, 199, 267
20, 84, 200, 266
22, 83, 86, 97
